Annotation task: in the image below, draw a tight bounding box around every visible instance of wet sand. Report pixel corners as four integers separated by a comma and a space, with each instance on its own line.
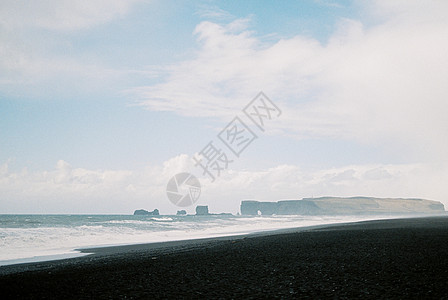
1, 216, 448, 299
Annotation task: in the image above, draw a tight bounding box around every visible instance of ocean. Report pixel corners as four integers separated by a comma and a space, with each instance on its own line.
0, 214, 393, 266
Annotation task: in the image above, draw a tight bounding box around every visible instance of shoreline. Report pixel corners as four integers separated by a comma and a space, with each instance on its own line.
1, 216, 448, 298
2, 213, 444, 268
0, 214, 393, 268
0, 219, 363, 272
77, 214, 447, 256
0, 214, 445, 272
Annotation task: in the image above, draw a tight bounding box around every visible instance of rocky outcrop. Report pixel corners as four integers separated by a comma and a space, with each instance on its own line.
133, 209, 160, 216
176, 210, 187, 216
196, 205, 209, 215
241, 197, 445, 216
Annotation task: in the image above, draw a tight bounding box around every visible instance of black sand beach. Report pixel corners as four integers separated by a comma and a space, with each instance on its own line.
1, 216, 448, 299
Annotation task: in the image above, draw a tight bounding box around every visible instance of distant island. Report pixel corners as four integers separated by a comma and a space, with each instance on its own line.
241, 197, 445, 215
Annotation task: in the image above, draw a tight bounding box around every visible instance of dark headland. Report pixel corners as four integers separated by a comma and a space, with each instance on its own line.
1, 216, 448, 299
241, 197, 445, 215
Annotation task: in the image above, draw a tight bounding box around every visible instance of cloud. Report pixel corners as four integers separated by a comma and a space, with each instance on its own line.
195, 5, 234, 21
136, 0, 448, 165
0, 0, 144, 97
0, 0, 142, 31
0, 157, 177, 214
1, 157, 446, 214
204, 162, 448, 213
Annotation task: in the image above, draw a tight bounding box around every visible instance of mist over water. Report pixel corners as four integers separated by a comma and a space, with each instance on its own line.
0, 214, 396, 265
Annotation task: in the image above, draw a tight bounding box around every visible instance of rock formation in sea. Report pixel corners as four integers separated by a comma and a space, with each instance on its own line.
176, 210, 187, 216
133, 209, 160, 216
241, 197, 445, 216
195, 205, 209, 215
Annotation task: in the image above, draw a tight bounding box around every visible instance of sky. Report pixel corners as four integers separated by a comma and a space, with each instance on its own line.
1, 0, 448, 214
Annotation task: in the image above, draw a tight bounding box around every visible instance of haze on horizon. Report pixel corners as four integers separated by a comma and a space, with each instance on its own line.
1, 0, 448, 214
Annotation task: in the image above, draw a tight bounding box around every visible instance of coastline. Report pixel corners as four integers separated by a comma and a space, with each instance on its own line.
1, 216, 448, 298
0, 214, 407, 267
0, 218, 370, 272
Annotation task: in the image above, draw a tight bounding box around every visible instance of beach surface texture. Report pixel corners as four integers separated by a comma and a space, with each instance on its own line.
1, 216, 447, 299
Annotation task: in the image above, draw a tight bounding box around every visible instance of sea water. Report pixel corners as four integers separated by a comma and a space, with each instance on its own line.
0, 214, 393, 266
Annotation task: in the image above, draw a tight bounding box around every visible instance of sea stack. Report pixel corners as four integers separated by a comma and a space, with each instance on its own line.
195, 206, 209, 215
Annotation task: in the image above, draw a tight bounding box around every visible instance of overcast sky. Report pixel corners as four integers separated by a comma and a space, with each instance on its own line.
1, 0, 447, 214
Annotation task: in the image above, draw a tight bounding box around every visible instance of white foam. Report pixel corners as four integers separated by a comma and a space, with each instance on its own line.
0, 215, 397, 265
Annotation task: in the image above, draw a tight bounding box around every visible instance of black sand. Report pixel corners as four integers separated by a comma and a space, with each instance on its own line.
1, 216, 448, 299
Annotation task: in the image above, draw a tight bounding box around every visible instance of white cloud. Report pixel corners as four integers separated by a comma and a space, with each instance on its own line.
204, 162, 448, 213
1, 157, 446, 214
0, 157, 176, 214
136, 0, 448, 165
0, 0, 142, 31
0, 0, 144, 96
195, 5, 234, 21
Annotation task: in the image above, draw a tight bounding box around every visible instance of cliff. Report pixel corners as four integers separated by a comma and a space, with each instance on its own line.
241, 197, 445, 216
